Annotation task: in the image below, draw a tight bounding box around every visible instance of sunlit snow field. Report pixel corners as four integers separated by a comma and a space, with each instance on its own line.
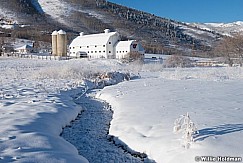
0, 57, 243, 163
98, 69, 243, 162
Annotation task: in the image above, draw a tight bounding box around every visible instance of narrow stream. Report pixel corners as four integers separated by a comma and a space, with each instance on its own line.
61, 89, 155, 163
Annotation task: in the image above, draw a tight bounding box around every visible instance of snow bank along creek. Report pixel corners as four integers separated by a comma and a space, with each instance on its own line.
61, 79, 155, 162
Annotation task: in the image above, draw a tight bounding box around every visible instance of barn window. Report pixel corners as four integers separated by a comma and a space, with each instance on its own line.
73, 47, 75, 49
109, 42, 111, 44
109, 51, 111, 53
99, 51, 101, 53
80, 46, 82, 48
87, 46, 89, 48
126, 51, 128, 52
95, 51, 97, 53
95, 45, 97, 47
91, 51, 93, 53
120, 51, 121, 53
70, 47, 72, 49
103, 50, 105, 53
88, 51, 89, 53
117, 51, 118, 53
103, 45, 105, 47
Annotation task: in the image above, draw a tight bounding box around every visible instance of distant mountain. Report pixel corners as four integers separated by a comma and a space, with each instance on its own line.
188, 21, 243, 36
0, 0, 230, 56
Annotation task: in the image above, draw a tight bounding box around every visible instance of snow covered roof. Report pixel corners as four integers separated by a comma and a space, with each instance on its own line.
70, 31, 118, 47
51, 30, 66, 35
116, 40, 145, 52
52, 30, 58, 35
15, 44, 33, 50
58, 29, 66, 35
115, 40, 134, 48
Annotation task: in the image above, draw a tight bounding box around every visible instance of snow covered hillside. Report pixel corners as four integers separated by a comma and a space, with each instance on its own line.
0, 0, 223, 55
35, 0, 72, 25
189, 21, 243, 36
0, 7, 17, 22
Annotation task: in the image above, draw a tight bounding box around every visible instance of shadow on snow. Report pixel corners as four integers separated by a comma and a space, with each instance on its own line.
194, 124, 243, 141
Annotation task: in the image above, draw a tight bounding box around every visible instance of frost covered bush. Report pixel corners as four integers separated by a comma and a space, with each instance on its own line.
159, 66, 243, 81
122, 52, 144, 64
163, 55, 193, 68
141, 62, 164, 72
173, 112, 197, 149
31, 60, 110, 80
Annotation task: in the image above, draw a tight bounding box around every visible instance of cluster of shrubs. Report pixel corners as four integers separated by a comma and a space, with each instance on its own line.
122, 52, 144, 64
163, 55, 193, 68
121, 52, 194, 68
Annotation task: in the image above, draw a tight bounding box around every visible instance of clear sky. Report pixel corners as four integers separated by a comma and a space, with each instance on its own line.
108, 0, 243, 23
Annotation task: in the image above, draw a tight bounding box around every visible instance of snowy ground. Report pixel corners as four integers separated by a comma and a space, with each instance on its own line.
1, 57, 243, 163
61, 90, 154, 163
97, 67, 243, 163
0, 57, 129, 162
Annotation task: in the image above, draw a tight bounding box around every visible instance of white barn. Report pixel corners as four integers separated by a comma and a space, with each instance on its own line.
69, 29, 145, 59
115, 40, 145, 59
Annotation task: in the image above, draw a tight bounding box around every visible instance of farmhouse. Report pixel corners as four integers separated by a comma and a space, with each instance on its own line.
15, 44, 33, 54
69, 29, 145, 59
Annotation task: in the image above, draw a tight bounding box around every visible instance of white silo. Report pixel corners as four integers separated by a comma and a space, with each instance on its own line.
57, 29, 67, 57
51, 30, 58, 56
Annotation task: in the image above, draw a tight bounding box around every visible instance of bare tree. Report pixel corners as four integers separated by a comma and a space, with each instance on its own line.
214, 33, 243, 66
230, 33, 243, 66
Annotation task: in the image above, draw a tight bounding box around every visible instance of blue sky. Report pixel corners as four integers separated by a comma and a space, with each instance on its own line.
108, 0, 243, 23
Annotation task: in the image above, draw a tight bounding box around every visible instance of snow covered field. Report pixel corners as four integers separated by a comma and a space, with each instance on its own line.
0, 57, 243, 163
97, 68, 243, 163
0, 57, 127, 162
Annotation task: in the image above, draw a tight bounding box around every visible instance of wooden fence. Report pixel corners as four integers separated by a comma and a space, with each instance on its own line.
1, 53, 71, 60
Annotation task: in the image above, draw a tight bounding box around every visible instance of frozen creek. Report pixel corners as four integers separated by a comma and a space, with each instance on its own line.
61, 89, 155, 163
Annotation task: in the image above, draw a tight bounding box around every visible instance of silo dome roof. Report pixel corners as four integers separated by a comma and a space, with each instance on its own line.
51, 30, 58, 35
58, 30, 66, 35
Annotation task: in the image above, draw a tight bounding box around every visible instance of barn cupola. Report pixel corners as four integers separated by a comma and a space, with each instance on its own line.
104, 29, 110, 34
80, 32, 84, 36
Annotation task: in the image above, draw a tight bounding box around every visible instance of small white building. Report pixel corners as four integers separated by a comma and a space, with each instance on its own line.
115, 40, 145, 59
15, 44, 33, 54
69, 29, 145, 59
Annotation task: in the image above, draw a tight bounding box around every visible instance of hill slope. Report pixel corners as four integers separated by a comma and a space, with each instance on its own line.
189, 21, 243, 36
0, 0, 223, 55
